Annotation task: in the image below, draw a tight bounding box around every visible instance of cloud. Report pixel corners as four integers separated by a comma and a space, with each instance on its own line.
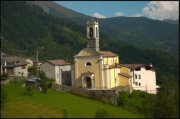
142, 1, 179, 20
131, 13, 143, 17
115, 12, 124, 17
92, 12, 106, 19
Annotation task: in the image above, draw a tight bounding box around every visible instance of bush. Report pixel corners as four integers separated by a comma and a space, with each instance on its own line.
41, 81, 48, 93
38, 70, 54, 93
1, 73, 9, 80
25, 84, 35, 96
28, 66, 37, 76
46, 78, 54, 88
117, 91, 128, 106
1, 86, 8, 109
94, 107, 109, 118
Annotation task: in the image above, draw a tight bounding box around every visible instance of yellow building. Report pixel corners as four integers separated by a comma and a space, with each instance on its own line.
118, 65, 132, 86
74, 19, 120, 89
73, 19, 158, 94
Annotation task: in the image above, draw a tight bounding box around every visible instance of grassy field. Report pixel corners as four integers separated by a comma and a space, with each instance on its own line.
1, 82, 143, 118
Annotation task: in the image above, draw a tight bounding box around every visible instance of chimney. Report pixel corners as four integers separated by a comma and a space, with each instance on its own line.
149, 63, 153, 67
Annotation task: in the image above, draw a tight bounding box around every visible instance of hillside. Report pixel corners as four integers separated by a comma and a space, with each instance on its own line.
1, 1, 179, 83
1, 82, 143, 118
1, 1, 179, 118
163, 19, 179, 25
99, 17, 179, 55
29, 1, 179, 55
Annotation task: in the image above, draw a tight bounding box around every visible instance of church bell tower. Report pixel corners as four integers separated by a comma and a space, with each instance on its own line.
86, 18, 100, 51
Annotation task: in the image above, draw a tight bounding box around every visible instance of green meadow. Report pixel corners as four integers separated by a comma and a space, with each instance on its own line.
1, 82, 143, 118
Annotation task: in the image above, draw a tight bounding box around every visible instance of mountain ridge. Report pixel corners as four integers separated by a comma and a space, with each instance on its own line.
1, 1, 179, 83
28, 1, 179, 55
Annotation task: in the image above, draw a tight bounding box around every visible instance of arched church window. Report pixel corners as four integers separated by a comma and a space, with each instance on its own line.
89, 27, 93, 38
85, 62, 92, 67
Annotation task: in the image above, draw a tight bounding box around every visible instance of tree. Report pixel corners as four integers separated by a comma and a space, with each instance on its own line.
153, 75, 179, 118
38, 70, 54, 93
39, 71, 48, 93
28, 66, 37, 76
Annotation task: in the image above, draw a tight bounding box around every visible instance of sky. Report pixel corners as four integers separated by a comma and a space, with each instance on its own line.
55, 1, 179, 20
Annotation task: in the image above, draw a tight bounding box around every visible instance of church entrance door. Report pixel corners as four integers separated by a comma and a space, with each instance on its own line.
85, 77, 92, 89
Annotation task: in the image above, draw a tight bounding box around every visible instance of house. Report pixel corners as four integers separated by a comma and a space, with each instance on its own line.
73, 19, 158, 94
25, 59, 33, 68
40, 59, 72, 86
2, 54, 29, 77
118, 64, 159, 94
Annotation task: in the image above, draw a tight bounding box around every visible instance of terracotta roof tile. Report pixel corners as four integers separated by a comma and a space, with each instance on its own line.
119, 64, 145, 69
98, 51, 118, 57
119, 73, 132, 78
48, 59, 70, 65
119, 64, 154, 70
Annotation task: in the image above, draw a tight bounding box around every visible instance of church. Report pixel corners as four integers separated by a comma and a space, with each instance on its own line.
72, 19, 158, 94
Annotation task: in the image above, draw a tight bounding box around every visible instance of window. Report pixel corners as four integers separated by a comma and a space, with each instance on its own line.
135, 74, 137, 79
89, 27, 93, 38
135, 82, 138, 86
139, 83, 141, 86
135, 68, 140, 71
22, 66, 26, 69
85, 62, 92, 67
139, 74, 141, 79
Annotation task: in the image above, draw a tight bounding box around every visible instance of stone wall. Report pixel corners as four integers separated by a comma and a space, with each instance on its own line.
70, 88, 118, 105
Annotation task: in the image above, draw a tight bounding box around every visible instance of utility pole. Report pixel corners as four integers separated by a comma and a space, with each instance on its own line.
36, 50, 39, 76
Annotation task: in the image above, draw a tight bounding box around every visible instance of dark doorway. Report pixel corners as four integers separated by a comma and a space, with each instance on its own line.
86, 77, 92, 89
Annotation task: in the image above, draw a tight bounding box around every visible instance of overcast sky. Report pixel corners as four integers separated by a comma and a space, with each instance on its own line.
56, 1, 179, 20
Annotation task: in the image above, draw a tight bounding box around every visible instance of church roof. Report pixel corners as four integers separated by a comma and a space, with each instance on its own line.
47, 59, 70, 66
98, 51, 118, 57
74, 48, 101, 57
119, 64, 155, 70
119, 73, 132, 78
2, 55, 29, 68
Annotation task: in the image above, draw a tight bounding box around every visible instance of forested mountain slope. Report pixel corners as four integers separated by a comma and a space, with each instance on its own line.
29, 1, 179, 55
1, 1, 179, 83
1, 1, 179, 117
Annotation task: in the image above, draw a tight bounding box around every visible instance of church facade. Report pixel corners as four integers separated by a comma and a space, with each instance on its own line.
73, 19, 120, 89
72, 19, 158, 94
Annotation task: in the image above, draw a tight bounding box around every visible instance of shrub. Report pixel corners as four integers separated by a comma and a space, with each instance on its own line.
28, 66, 37, 76
1, 86, 8, 109
46, 78, 54, 88
117, 91, 128, 106
41, 80, 48, 93
94, 107, 109, 118
1, 73, 9, 80
38, 71, 55, 93
25, 84, 35, 96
